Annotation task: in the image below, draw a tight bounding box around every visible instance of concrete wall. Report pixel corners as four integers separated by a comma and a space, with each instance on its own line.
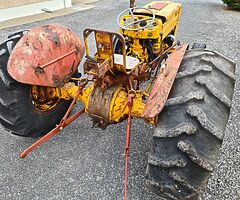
0, 0, 49, 9
0, 0, 72, 22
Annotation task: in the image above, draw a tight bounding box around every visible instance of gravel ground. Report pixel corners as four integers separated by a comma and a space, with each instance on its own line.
0, 0, 239, 200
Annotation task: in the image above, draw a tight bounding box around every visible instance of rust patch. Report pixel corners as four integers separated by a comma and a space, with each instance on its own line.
142, 44, 188, 119
88, 86, 119, 129
43, 25, 60, 47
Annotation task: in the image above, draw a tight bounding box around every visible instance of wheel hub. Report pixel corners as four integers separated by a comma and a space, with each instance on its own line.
31, 86, 60, 112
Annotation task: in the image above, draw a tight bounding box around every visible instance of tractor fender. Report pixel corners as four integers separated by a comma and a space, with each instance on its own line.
142, 44, 188, 119
7, 24, 85, 87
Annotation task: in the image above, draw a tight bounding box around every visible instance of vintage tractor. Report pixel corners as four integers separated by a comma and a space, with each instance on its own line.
0, 1, 236, 199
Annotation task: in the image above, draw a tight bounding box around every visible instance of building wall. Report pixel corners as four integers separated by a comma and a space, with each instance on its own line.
0, 0, 49, 9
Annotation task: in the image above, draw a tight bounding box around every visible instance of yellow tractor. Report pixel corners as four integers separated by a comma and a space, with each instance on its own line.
0, 1, 236, 199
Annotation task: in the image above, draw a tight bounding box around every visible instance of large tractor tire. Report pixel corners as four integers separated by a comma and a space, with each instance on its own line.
0, 32, 72, 138
146, 49, 236, 199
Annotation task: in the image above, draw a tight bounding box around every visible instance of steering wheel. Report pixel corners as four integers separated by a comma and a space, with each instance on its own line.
117, 7, 155, 31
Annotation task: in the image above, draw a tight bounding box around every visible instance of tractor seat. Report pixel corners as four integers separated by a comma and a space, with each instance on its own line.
114, 54, 139, 70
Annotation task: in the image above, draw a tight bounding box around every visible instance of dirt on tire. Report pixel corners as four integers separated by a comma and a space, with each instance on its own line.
145, 49, 236, 199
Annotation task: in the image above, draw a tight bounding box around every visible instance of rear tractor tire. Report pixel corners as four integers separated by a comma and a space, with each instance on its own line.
192, 43, 206, 50
0, 32, 73, 138
146, 49, 236, 199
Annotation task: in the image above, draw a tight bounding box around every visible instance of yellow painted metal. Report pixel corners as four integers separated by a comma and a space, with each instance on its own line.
109, 87, 155, 124
119, 17, 162, 39
59, 82, 93, 110
94, 32, 113, 61
34, 1, 182, 125
53, 82, 156, 125
30, 85, 61, 112
83, 29, 128, 73
127, 39, 148, 61
109, 88, 146, 123
143, 1, 182, 38
108, 87, 127, 122
119, 1, 182, 57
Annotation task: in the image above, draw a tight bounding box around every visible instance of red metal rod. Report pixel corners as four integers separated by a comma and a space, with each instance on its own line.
124, 113, 131, 200
60, 90, 81, 128
20, 108, 85, 159
124, 95, 134, 200
40, 49, 76, 69
20, 81, 88, 159
60, 81, 87, 128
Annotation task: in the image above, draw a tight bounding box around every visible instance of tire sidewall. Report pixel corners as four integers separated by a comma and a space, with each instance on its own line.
0, 32, 72, 137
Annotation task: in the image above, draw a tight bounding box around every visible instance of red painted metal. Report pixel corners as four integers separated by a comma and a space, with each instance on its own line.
150, 2, 169, 10
124, 93, 134, 200
40, 49, 77, 70
8, 24, 85, 87
20, 108, 85, 159
60, 81, 87, 128
20, 83, 86, 159
142, 44, 189, 119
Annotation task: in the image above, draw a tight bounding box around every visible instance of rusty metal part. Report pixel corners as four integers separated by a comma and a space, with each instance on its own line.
97, 58, 112, 78
20, 83, 86, 159
83, 29, 135, 91
124, 92, 134, 200
142, 44, 189, 118
49, 80, 156, 125
87, 85, 120, 128
83, 59, 98, 74
8, 24, 85, 87
86, 85, 156, 125
129, 63, 150, 82
57, 82, 155, 128
101, 73, 129, 90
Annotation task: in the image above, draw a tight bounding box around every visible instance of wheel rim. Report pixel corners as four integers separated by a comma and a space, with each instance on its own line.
30, 85, 60, 112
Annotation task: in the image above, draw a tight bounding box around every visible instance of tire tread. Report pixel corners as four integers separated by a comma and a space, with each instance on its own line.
146, 49, 236, 199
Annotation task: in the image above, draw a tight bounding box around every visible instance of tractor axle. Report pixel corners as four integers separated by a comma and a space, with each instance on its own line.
55, 82, 156, 126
